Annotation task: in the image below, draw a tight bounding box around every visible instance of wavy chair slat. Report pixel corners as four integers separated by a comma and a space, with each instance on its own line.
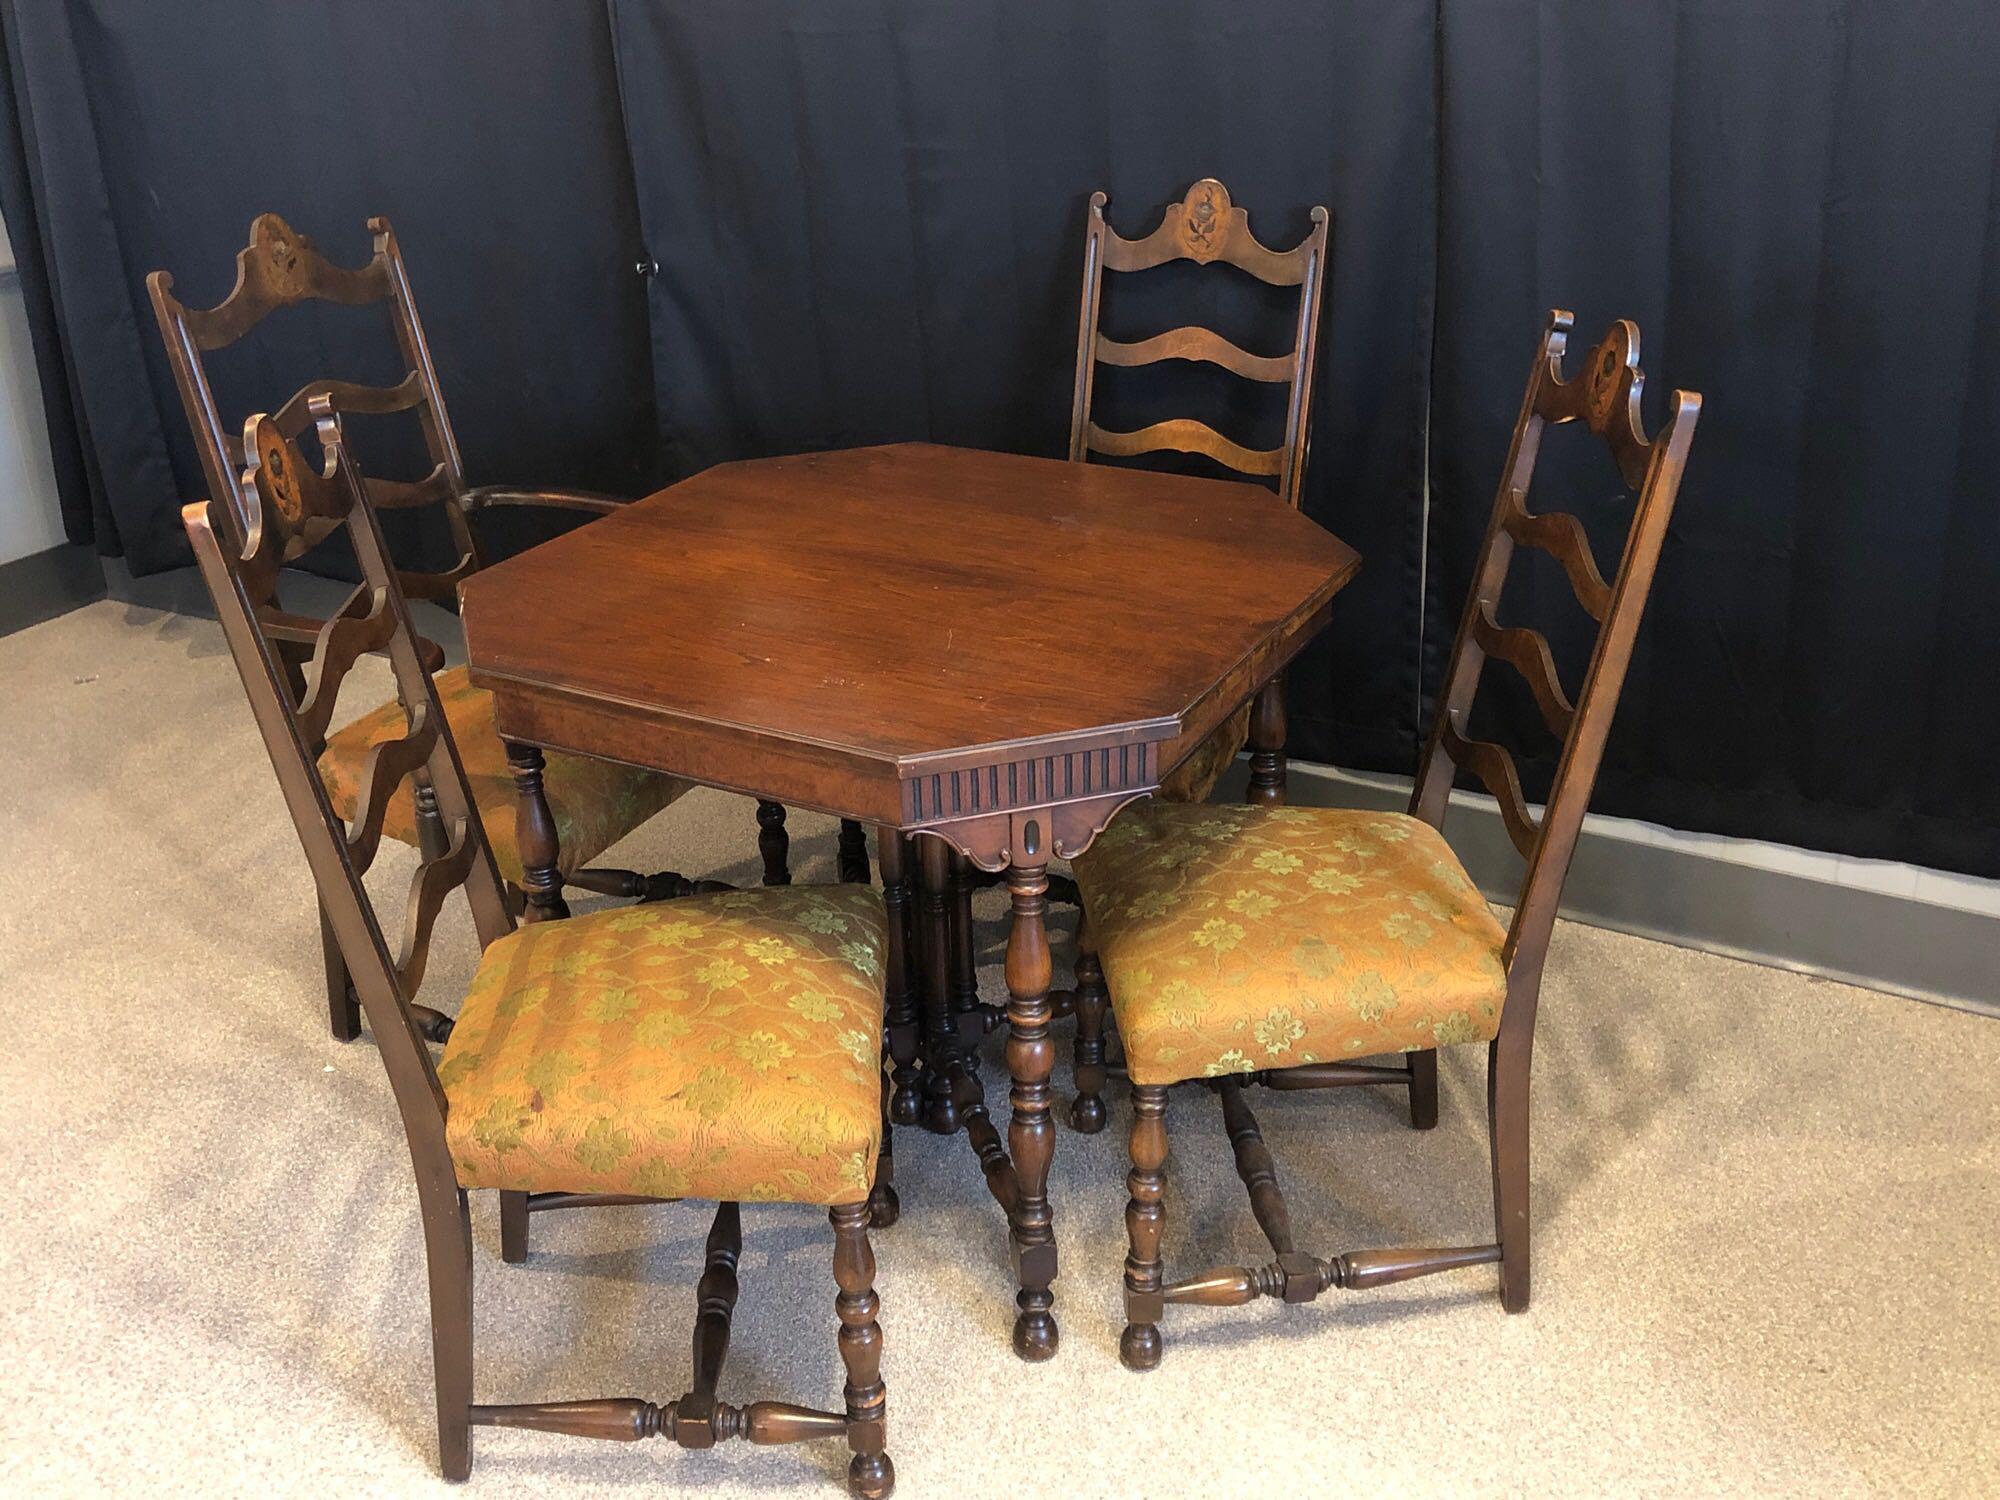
1439, 715, 1540, 858
1085, 418, 1285, 478
343, 707, 442, 874
1094, 325, 1294, 382
1469, 603, 1576, 737
395, 814, 479, 996
295, 590, 397, 747
363, 463, 458, 509
1502, 498, 1614, 622
273, 371, 427, 434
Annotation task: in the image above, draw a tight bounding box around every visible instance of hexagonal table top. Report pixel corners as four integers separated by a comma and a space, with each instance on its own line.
461, 443, 1358, 861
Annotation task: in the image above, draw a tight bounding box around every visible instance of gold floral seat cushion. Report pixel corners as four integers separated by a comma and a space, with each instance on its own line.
1073, 803, 1509, 1087
318, 666, 690, 886
438, 885, 887, 1206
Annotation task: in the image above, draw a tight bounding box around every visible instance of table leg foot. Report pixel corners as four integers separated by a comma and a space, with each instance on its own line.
1014, 1306, 1059, 1362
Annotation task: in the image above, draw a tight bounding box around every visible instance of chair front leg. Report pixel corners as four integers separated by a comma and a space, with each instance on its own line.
830, 1201, 894, 1498
1122, 1083, 1170, 1370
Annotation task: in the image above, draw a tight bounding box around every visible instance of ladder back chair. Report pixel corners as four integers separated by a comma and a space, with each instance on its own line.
1068, 176, 1330, 805
1053, 178, 1330, 1125
1070, 312, 1700, 1366
147, 213, 793, 1044
183, 399, 897, 1494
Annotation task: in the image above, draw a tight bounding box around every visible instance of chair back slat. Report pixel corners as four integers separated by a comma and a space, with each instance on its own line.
149, 213, 478, 595
1095, 326, 1294, 383
293, 591, 400, 747
271, 370, 429, 436
1437, 716, 1540, 858
394, 816, 481, 997
1468, 606, 1576, 738
343, 705, 442, 874
1410, 310, 1702, 995
1083, 418, 1285, 478
1068, 179, 1329, 504
1501, 501, 1613, 621
182, 398, 514, 1154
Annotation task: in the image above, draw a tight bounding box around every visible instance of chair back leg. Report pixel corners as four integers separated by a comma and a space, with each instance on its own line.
420, 1185, 476, 1479
319, 901, 361, 1041
1488, 1033, 1533, 1312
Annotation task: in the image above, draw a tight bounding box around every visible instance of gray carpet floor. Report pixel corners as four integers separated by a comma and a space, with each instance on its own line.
3, 599, 1996, 1498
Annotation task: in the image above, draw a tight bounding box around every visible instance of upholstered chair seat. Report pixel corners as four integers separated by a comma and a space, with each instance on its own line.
440, 884, 887, 1206
1073, 802, 1508, 1087
319, 666, 691, 886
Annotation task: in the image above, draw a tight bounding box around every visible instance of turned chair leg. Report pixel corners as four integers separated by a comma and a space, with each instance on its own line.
420, 1186, 476, 1480
1489, 1034, 1532, 1313
499, 1190, 530, 1263
320, 899, 361, 1042
1068, 916, 1109, 1134
1121, 1083, 1170, 1371
830, 1202, 894, 1498
757, 801, 791, 886
1408, 1048, 1439, 1130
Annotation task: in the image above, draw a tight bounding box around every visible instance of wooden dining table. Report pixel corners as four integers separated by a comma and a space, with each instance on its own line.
458, 441, 1360, 1360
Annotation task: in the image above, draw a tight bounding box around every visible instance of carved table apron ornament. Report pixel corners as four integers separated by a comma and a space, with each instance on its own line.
460, 442, 1360, 1360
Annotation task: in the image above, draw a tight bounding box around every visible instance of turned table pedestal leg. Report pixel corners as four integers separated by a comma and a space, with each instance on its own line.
1003, 830, 1058, 1361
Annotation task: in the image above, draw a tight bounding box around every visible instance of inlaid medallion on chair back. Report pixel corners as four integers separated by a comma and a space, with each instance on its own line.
1410, 309, 1702, 1006
1067, 177, 1330, 505
185, 399, 514, 1090
151, 213, 480, 599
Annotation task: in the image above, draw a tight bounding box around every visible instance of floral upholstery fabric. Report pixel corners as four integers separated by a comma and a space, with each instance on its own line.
1157, 703, 1252, 804
318, 667, 690, 886
1073, 803, 1509, 1087
439, 885, 887, 1206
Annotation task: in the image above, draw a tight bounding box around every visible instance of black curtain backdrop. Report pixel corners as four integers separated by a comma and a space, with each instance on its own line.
2, 0, 1997, 879
608, 0, 1436, 774
1433, 0, 2000, 877
0, 0, 656, 576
